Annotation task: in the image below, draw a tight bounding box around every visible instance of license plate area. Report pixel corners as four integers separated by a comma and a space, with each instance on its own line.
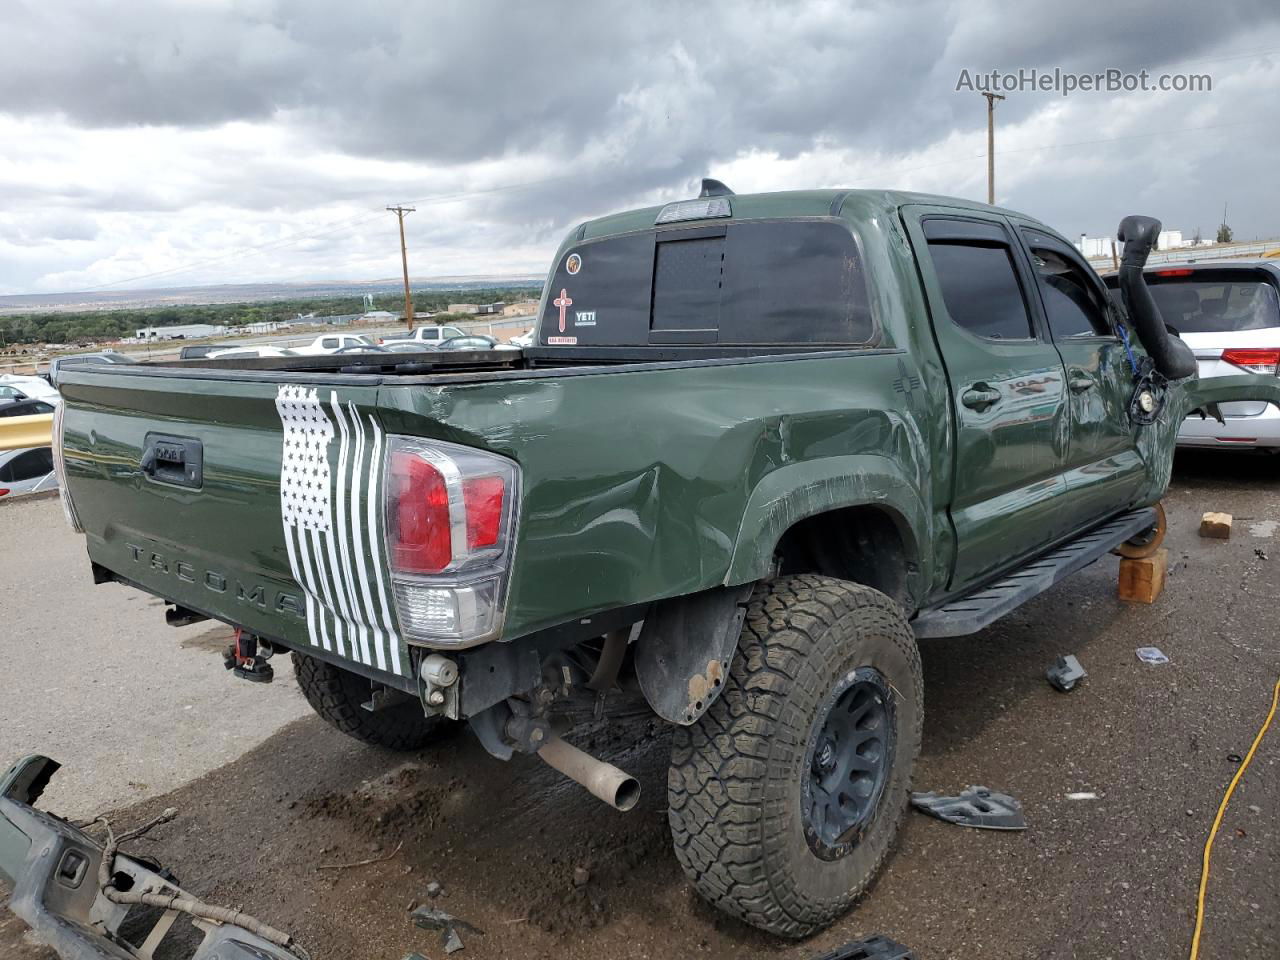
141, 433, 203, 489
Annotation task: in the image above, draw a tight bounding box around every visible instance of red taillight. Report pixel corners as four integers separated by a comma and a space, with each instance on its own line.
463, 475, 504, 548
1221, 348, 1280, 375
0, 489, 9, 497
390, 450, 452, 574
1156, 268, 1194, 277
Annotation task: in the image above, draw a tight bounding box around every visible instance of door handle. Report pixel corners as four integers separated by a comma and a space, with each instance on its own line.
1069, 376, 1095, 393
961, 385, 1001, 411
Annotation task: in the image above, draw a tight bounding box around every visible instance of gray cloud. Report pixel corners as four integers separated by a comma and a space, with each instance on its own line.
1, 0, 1279, 292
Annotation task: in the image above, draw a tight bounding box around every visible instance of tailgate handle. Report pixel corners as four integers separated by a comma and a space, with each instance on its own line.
140, 433, 203, 489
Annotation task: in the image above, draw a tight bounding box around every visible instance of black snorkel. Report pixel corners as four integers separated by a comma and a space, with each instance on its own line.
1115, 215, 1197, 380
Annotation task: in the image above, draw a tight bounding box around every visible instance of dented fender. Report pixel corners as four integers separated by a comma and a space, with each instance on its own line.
723, 454, 930, 607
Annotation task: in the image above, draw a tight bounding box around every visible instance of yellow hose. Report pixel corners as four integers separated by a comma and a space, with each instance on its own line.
1189, 676, 1280, 959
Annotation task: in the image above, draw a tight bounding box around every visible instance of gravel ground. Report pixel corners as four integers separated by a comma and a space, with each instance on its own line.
1, 450, 1277, 960
0, 492, 309, 820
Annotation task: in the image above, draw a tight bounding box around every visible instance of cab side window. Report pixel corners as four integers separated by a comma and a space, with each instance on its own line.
926, 240, 1034, 341
1022, 233, 1112, 339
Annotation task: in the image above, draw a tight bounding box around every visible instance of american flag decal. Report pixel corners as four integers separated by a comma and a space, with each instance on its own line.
275, 384, 404, 676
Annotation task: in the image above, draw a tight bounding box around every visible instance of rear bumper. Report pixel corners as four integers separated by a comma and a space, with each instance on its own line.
1178, 403, 1280, 449
0, 755, 299, 960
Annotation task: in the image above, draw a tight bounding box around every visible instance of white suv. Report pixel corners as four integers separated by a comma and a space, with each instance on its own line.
380, 325, 466, 346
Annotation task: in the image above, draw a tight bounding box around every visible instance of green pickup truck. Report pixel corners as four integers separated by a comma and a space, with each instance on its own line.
39, 185, 1278, 941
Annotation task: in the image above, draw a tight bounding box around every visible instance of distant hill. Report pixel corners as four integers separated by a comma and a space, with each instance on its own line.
0, 275, 544, 316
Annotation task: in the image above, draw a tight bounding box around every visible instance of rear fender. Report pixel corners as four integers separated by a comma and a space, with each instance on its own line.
724, 454, 929, 605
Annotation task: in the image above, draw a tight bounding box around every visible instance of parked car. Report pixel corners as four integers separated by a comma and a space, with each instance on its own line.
380, 324, 466, 346
207, 346, 298, 360
0, 374, 61, 405
0, 398, 56, 418
1103, 260, 1280, 450
0, 445, 56, 498
291, 333, 378, 356
436, 334, 498, 351
179, 343, 237, 360
382, 341, 437, 353
508, 330, 535, 348
47, 351, 134, 387
334, 343, 389, 354
43, 189, 1280, 940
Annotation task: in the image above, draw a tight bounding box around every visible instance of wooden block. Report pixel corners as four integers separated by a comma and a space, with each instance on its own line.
1200, 512, 1232, 539
1119, 549, 1168, 604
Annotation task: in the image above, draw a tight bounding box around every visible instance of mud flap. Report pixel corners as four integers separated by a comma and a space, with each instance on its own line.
634, 585, 751, 725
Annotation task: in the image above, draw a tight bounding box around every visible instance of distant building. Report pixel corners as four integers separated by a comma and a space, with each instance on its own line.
448, 302, 505, 315
359, 310, 398, 323
1076, 230, 1186, 259
135, 323, 227, 340
502, 300, 540, 317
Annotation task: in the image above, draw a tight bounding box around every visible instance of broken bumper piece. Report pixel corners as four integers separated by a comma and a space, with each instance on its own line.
910, 785, 1027, 830
0, 755, 300, 960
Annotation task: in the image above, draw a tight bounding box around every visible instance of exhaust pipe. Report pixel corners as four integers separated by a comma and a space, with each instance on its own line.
537, 736, 641, 812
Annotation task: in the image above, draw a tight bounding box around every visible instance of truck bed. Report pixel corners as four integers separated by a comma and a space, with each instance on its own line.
58, 344, 927, 686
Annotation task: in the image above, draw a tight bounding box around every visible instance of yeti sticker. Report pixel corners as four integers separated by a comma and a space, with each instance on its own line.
575, 311, 596, 327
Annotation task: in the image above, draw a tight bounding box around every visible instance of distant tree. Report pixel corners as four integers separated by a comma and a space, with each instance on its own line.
1216, 222, 1233, 244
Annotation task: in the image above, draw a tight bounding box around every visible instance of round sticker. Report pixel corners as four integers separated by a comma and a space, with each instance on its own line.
566, 253, 582, 275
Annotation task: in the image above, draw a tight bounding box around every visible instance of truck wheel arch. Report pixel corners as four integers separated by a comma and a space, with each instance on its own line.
723, 455, 928, 610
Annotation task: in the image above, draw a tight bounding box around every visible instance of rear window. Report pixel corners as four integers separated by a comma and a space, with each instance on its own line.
1107, 270, 1280, 333
541, 220, 873, 347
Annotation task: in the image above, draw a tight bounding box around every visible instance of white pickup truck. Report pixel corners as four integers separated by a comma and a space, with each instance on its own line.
378, 323, 466, 346
289, 333, 378, 355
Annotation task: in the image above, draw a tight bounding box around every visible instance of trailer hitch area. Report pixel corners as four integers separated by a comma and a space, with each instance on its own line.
0, 755, 303, 960
223, 628, 274, 683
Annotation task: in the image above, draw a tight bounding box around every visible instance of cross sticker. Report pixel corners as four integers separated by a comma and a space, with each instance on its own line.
553, 288, 573, 332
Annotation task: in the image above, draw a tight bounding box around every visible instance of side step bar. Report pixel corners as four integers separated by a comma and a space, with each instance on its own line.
913, 507, 1158, 639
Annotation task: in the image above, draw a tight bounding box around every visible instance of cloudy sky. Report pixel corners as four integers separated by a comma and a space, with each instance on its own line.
1, 0, 1278, 295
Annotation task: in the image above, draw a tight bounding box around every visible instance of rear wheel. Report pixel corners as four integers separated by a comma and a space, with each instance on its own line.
667, 575, 923, 938
292, 653, 454, 751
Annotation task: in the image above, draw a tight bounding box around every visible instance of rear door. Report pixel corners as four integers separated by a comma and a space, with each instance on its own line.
1018, 227, 1145, 521
904, 209, 1070, 589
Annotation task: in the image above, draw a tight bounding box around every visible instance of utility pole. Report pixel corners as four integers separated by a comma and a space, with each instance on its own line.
981, 91, 1005, 205
387, 205, 416, 331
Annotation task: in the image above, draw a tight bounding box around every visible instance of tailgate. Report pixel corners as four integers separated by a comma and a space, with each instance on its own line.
59, 369, 410, 682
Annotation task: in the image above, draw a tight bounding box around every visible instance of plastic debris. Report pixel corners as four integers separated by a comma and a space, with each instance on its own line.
411, 904, 483, 955
813, 934, 916, 960
1136, 646, 1170, 664
1046, 654, 1087, 692
402, 954, 429, 960
910, 785, 1027, 831
1066, 791, 1098, 800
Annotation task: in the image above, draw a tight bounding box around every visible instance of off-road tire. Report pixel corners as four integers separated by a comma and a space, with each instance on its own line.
667, 574, 923, 938
292, 653, 453, 751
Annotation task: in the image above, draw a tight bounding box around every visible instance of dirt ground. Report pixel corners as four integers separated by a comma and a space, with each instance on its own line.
3, 450, 1278, 960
